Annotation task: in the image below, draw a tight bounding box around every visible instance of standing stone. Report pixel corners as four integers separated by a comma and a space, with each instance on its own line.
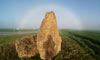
36, 11, 62, 60
15, 11, 62, 60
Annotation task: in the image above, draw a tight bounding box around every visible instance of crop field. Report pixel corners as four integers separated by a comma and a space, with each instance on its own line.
0, 29, 100, 60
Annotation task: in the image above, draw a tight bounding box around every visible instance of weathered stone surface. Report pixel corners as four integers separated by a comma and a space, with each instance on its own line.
15, 35, 38, 58
36, 11, 62, 59
43, 35, 55, 60
15, 11, 62, 60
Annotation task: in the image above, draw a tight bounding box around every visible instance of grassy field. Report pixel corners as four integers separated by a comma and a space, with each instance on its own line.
0, 29, 100, 60
0, 29, 36, 32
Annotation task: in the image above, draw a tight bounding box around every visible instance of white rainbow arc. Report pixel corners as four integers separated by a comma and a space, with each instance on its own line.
17, 4, 82, 30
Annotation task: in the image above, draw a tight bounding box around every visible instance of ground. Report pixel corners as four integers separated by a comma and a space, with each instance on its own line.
0, 29, 100, 60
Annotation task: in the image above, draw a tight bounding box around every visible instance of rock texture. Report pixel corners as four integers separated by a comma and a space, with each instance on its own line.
15, 35, 38, 58
15, 11, 62, 60
36, 11, 62, 60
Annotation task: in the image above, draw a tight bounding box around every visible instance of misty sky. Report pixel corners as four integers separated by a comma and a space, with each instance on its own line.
0, 0, 100, 30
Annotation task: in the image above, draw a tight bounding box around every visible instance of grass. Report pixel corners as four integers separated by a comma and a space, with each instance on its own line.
0, 29, 36, 32
61, 30, 100, 60
0, 29, 100, 60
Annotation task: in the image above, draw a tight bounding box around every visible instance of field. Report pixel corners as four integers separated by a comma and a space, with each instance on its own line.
0, 29, 100, 60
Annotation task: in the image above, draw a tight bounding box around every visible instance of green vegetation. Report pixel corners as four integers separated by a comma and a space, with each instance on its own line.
0, 29, 100, 60
61, 30, 100, 60
0, 35, 20, 60
0, 29, 16, 32
0, 29, 35, 32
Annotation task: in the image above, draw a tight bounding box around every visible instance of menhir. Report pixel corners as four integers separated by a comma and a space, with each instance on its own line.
15, 11, 62, 60
36, 11, 62, 60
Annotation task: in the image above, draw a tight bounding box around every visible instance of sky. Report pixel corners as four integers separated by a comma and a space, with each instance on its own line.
0, 0, 100, 30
